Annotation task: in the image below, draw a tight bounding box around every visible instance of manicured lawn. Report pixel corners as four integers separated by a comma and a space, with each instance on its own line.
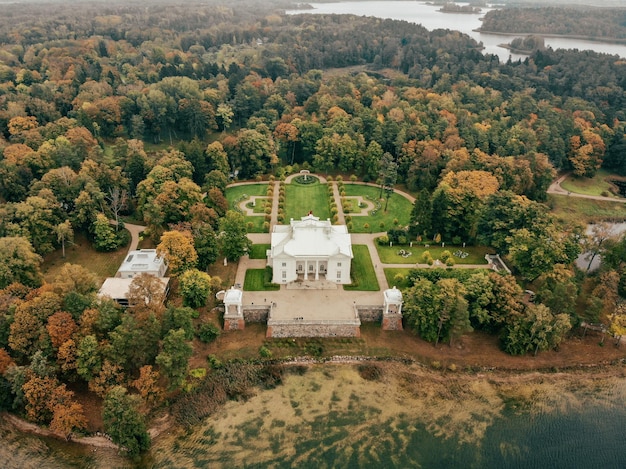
285, 180, 330, 221
384, 268, 413, 289
560, 170, 622, 197
341, 196, 367, 214
249, 244, 270, 259
243, 269, 280, 291
376, 243, 491, 264
549, 194, 626, 225
42, 233, 129, 284
344, 244, 380, 291
225, 184, 268, 206
245, 198, 270, 213
226, 184, 270, 232
343, 184, 413, 233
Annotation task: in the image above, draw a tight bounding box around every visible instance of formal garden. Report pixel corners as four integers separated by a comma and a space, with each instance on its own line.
225, 183, 269, 232
285, 177, 330, 221
343, 184, 413, 233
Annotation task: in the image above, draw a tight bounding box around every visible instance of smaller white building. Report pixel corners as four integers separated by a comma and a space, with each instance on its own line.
98, 277, 170, 307
117, 249, 167, 278
268, 214, 353, 284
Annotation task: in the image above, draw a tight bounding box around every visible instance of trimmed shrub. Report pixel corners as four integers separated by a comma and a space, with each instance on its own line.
197, 322, 221, 344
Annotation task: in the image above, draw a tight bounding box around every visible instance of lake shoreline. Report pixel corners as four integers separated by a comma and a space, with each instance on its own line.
476, 29, 626, 47
5, 355, 626, 453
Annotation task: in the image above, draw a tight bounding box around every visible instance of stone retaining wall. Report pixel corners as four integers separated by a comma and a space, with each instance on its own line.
357, 305, 384, 322
267, 321, 361, 338
243, 305, 270, 322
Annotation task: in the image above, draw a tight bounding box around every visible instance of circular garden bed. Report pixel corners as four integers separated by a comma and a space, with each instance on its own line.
293, 174, 319, 185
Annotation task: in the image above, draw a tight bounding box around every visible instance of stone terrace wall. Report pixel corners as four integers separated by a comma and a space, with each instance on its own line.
267, 321, 361, 338
243, 305, 270, 323
357, 306, 383, 323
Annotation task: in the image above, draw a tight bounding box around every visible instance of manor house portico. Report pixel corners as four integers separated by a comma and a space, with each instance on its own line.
268, 214, 353, 284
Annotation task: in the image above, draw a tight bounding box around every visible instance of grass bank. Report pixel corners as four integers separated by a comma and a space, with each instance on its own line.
344, 244, 379, 291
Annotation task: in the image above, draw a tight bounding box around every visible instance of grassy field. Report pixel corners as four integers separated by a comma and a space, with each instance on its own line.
41, 233, 129, 284
560, 170, 622, 197
246, 198, 270, 213
344, 244, 380, 291
376, 243, 491, 264
243, 269, 280, 291
226, 184, 270, 232
549, 194, 626, 225
249, 244, 270, 259
285, 180, 330, 221
343, 184, 413, 233
384, 268, 413, 289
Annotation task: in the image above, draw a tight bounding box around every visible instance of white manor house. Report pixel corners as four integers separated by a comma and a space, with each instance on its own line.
268, 214, 353, 284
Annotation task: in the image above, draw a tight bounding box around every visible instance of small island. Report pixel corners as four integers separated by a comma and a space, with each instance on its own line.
439, 2, 482, 14
500, 35, 546, 54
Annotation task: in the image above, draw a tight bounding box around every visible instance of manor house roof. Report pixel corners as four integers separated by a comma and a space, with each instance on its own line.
271, 214, 352, 258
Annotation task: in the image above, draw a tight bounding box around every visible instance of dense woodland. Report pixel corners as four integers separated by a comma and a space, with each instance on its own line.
480, 6, 626, 41
1, 0, 626, 455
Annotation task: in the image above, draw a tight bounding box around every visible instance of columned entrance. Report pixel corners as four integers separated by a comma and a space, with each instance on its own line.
296, 259, 327, 281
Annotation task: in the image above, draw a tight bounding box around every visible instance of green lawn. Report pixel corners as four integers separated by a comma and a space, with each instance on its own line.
249, 244, 270, 259
549, 194, 626, 225
384, 268, 413, 289
343, 184, 413, 233
225, 184, 268, 206
226, 184, 270, 232
285, 180, 330, 221
376, 243, 491, 264
344, 244, 380, 291
243, 269, 280, 291
245, 198, 270, 213
560, 170, 622, 197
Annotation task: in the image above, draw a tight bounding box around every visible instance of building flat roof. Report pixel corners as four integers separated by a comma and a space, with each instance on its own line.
98, 277, 170, 300
117, 249, 166, 273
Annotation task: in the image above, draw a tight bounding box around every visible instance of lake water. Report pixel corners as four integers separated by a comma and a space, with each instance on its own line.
6, 365, 626, 468
286, 1, 626, 62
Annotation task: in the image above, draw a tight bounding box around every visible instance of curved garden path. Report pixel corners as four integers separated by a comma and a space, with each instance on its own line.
547, 172, 626, 203
109, 220, 145, 253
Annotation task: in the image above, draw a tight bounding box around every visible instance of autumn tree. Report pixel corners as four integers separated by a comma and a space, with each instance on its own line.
132, 365, 163, 407
501, 304, 571, 356
50, 399, 87, 440
46, 311, 77, 350
156, 230, 198, 275
179, 269, 213, 308
126, 273, 167, 315
431, 170, 500, 242
54, 219, 74, 258
88, 360, 126, 398
0, 237, 42, 289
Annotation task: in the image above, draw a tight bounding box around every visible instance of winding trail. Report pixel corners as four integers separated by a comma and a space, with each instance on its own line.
547, 172, 626, 203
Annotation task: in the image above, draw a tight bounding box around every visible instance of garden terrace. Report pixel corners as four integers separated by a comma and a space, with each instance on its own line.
343, 184, 413, 233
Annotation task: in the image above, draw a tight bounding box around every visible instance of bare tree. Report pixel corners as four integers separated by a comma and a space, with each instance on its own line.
107, 187, 128, 231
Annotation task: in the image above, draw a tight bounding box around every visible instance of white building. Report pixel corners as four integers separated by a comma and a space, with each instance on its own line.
98, 277, 170, 307
268, 214, 353, 284
116, 249, 167, 278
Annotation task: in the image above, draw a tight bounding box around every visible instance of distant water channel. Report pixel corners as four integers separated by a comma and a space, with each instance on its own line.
286, 1, 626, 62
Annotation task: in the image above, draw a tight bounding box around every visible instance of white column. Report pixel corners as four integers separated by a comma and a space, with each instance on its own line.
304, 260, 308, 280
315, 260, 319, 280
